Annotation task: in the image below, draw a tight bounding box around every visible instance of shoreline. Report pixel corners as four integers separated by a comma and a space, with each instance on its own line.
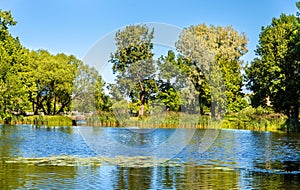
0, 112, 290, 132
0, 120, 283, 133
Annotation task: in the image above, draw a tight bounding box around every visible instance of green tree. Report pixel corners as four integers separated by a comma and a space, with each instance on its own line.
0, 10, 30, 119
72, 62, 111, 112
157, 50, 202, 113
0, 10, 16, 30
176, 27, 222, 117
109, 24, 156, 116
176, 24, 248, 114
29, 50, 78, 115
157, 51, 181, 112
246, 6, 300, 130
0, 9, 110, 119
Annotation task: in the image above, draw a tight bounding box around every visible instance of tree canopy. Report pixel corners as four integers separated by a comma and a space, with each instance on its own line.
176, 24, 248, 115
0, 10, 29, 119
246, 10, 300, 130
0, 10, 110, 118
2, 7, 300, 131
29, 50, 79, 115
72, 62, 111, 113
109, 24, 156, 116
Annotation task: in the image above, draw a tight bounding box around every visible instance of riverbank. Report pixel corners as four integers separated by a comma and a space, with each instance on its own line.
87, 109, 288, 132
0, 115, 73, 126
0, 109, 290, 132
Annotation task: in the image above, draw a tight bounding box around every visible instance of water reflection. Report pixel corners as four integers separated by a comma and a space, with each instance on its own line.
0, 125, 21, 157
0, 125, 300, 189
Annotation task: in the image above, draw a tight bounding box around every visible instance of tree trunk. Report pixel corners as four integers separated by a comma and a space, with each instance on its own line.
200, 104, 204, 115
35, 81, 40, 115
30, 93, 35, 114
46, 99, 51, 115
33, 103, 38, 115
293, 105, 299, 131
139, 91, 145, 116
32, 102, 35, 115
53, 96, 56, 115
211, 101, 216, 119
3, 99, 6, 114
55, 96, 71, 115
139, 104, 144, 116
41, 105, 47, 116
294, 105, 299, 120
138, 77, 145, 117
34, 95, 39, 115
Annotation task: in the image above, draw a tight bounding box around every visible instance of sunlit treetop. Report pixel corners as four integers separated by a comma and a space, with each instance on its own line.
0, 10, 16, 30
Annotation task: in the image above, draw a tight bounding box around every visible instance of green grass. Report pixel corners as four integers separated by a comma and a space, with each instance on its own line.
221, 107, 286, 131
88, 111, 214, 128
7, 115, 73, 126
0, 107, 290, 132
87, 108, 287, 131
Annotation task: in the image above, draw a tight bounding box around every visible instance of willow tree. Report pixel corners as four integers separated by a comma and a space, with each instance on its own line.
176, 24, 248, 113
246, 4, 300, 130
109, 25, 156, 116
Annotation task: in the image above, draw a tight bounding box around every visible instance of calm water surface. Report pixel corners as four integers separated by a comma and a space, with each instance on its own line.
0, 124, 300, 189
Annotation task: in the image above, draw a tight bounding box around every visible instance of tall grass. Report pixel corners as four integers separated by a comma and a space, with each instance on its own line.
22, 115, 72, 126
88, 111, 213, 128
87, 107, 287, 131
2, 107, 287, 131
222, 106, 286, 131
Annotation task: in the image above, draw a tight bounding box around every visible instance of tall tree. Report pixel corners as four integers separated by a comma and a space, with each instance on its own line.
109, 24, 156, 116
0, 10, 30, 118
246, 6, 300, 130
72, 62, 111, 112
29, 50, 78, 115
156, 50, 181, 112
157, 50, 205, 113
0, 9, 110, 118
176, 24, 248, 114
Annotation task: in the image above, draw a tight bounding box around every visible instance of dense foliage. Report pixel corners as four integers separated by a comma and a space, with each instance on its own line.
246, 4, 300, 130
1, 4, 300, 131
0, 10, 109, 120
176, 24, 248, 114
109, 25, 156, 116
0, 10, 30, 119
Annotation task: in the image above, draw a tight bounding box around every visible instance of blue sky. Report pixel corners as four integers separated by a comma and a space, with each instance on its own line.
0, 0, 298, 63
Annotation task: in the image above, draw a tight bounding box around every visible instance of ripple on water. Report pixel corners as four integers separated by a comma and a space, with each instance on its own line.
1, 125, 300, 189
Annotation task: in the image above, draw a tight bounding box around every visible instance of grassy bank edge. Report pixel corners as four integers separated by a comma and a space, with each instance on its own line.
0, 115, 73, 126
0, 111, 289, 132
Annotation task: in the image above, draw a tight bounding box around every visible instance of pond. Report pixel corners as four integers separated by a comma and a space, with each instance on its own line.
0, 124, 300, 189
